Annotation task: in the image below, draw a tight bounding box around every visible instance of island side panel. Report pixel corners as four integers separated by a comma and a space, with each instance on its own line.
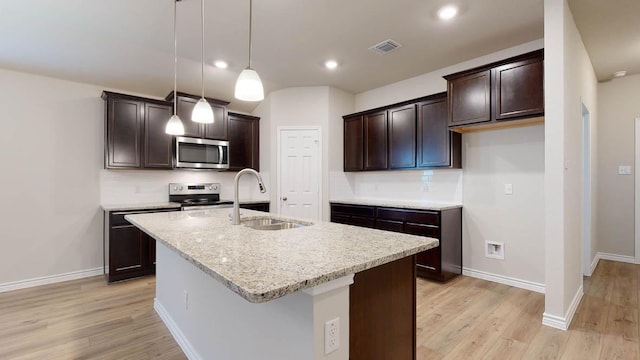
154, 242, 317, 360
349, 255, 417, 360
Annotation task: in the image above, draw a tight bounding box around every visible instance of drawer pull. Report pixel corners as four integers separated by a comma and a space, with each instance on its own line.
111, 225, 135, 229
115, 265, 142, 271
417, 264, 437, 271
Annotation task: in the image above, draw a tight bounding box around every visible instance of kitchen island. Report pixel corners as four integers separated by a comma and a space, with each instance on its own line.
126, 208, 438, 360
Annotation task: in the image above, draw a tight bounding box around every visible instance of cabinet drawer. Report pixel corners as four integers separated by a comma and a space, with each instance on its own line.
376, 208, 440, 226
331, 214, 351, 225
351, 216, 376, 228
331, 204, 375, 217
375, 219, 404, 233
404, 222, 440, 239
417, 247, 441, 273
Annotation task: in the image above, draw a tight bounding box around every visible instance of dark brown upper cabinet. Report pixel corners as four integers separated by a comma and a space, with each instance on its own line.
343, 93, 461, 172
363, 111, 388, 170
165, 92, 229, 140
388, 104, 416, 169
344, 115, 364, 172
228, 112, 260, 171
444, 49, 544, 132
103, 91, 173, 170
417, 93, 461, 168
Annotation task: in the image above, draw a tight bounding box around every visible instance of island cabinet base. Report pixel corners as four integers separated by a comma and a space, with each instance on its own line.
155, 242, 352, 360
350, 255, 416, 360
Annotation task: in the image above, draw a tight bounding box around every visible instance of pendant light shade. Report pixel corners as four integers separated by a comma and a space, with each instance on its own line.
235, 0, 264, 102
191, 0, 214, 124
165, 0, 185, 135
235, 67, 264, 101
192, 98, 214, 123
165, 114, 185, 135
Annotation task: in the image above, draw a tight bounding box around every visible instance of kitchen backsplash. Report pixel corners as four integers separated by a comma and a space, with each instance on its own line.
100, 169, 271, 205
330, 169, 463, 204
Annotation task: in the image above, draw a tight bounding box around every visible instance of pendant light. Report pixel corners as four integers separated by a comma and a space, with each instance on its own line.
191, 0, 214, 124
234, 0, 264, 101
165, 0, 185, 135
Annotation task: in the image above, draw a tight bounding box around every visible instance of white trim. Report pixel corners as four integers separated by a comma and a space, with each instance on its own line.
542, 284, 583, 331
582, 104, 592, 276
154, 298, 202, 360
302, 274, 353, 296
0, 267, 104, 293
635, 118, 640, 264
276, 126, 323, 220
597, 252, 638, 264
586, 254, 600, 276
462, 267, 545, 294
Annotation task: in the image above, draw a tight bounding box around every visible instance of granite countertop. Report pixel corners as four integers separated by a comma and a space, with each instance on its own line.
330, 198, 462, 211
125, 208, 438, 303
101, 202, 182, 212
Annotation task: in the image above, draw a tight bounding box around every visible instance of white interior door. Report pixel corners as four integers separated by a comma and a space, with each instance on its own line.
278, 127, 321, 220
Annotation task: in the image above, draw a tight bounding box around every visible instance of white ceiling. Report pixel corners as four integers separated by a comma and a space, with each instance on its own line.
568, 0, 640, 82
0, 0, 544, 113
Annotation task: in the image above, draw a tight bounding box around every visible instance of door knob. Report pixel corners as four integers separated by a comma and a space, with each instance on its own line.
281, 197, 288, 201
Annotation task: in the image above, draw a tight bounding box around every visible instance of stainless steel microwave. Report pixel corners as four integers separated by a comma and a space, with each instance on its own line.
175, 137, 229, 170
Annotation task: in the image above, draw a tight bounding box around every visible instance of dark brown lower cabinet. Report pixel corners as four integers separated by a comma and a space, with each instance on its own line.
331, 202, 462, 282
104, 208, 178, 283
239, 202, 270, 212
350, 255, 416, 360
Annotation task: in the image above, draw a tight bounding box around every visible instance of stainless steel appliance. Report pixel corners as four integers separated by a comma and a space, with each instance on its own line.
175, 137, 229, 170
169, 182, 233, 210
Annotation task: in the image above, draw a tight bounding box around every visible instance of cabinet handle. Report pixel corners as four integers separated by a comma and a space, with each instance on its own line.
115, 265, 142, 271
281, 197, 288, 201
417, 264, 437, 271
111, 225, 135, 229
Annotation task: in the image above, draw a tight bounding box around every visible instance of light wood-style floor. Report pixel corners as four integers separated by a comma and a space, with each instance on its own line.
0, 260, 636, 359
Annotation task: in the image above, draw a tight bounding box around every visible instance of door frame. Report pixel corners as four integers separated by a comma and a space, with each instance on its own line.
582, 103, 592, 275
634, 118, 640, 264
276, 126, 323, 219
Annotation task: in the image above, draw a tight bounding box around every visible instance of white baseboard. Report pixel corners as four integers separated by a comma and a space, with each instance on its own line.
596, 252, 637, 264
154, 299, 201, 360
542, 284, 583, 331
586, 255, 600, 276
462, 267, 545, 294
0, 267, 104, 293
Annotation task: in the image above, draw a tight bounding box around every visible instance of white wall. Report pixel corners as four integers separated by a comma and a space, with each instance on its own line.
543, 0, 598, 328
596, 74, 640, 257
0, 68, 104, 284
352, 40, 545, 286
255, 86, 355, 221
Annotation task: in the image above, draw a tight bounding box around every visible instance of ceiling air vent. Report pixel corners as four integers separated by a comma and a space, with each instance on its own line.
369, 39, 402, 54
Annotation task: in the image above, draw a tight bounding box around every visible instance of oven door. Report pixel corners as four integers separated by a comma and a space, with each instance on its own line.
175, 137, 229, 169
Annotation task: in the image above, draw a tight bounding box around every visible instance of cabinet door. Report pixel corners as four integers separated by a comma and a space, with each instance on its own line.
145, 233, 156, 274
109, 226, 145, 281
175, 96, 204, 138
343, 115, 363, 171
493, 57, 544, 120
363, 111, 388, 170
417, 97, 451, 168
107, 98, 142, 168
143, 102, 174, 169
388, 104, 416, 169
203, 103, 228, 140
447, 70, 491, 127
228, 113, 260, 171
239, 202, 269, 212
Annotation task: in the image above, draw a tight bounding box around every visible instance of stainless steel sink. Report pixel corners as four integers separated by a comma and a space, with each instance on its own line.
242, 217, 310, 231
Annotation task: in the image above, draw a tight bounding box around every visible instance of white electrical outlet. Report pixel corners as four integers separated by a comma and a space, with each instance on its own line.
324, 317, 340, 354
485, 241, 505, 260
618, 165, 632, 175
184, 290, 189, 310
504, 184, 513, 195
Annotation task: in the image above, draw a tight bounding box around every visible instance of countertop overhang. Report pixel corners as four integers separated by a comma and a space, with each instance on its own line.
125, 209, 438, 303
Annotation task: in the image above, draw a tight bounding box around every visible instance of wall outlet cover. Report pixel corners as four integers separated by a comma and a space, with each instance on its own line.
324, 317, 340, 354
618, 165, 632, 175
485, 241, 505, 260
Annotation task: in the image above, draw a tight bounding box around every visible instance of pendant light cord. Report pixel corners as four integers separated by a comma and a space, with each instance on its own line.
201, 0, 205, 98
173, 0, 178, 116
248, 0, 253, 69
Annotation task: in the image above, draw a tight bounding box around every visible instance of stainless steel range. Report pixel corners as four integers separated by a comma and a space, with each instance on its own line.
169, 183, 233, 211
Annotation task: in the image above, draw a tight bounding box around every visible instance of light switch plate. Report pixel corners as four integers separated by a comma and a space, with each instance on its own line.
504, 184, 513, 195
619, 165, 632, 175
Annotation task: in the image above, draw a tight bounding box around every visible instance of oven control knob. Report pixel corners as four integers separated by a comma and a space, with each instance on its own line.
173, 186, 178, 191
179, 186, 184, 191
209, 185, 213, 190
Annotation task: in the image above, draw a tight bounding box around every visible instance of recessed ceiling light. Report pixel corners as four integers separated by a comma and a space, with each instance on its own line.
613, 70, 627, 78
325, 60, 338, 69
214, 60, 228, 69
437, 5, 458, 20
